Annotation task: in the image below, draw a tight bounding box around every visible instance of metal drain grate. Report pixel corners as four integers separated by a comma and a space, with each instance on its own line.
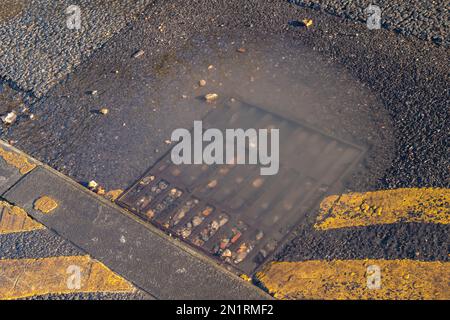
118, 99, 365, 274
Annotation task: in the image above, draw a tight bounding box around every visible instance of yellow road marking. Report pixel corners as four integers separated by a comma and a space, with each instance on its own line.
0, 146, 36, 174
256, 260, 450, 300
315, 188, 449, 230
34, 196, 58, 214
0, 201, 44, 234
0, 256, 134, 300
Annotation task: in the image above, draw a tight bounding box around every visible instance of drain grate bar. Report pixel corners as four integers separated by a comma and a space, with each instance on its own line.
118, 99, 365, 274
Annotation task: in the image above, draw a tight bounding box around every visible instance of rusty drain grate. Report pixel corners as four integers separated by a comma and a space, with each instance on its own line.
117, 99, 365, 274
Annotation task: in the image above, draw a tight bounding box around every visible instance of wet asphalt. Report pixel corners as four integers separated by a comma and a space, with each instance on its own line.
0, 0, 448, 299
290, 0, 449, 46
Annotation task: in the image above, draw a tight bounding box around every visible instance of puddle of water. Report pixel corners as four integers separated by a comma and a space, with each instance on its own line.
126, 34, 392, 273
155, 34, 391, 156
118, 98, 366, 274
7, 33, 393, 195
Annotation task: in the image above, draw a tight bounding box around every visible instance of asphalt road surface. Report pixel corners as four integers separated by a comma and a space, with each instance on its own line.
0, 0, 448, 299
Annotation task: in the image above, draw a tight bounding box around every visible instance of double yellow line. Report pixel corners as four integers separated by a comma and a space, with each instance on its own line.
256, 188, 450, 300
0, 201, 134, 300
1, 187, 448, 299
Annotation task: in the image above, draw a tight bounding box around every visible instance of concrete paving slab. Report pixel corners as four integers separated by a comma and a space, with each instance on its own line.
0, 140, 37, 193
0, 156, 23, 194
3, 165, 270, 300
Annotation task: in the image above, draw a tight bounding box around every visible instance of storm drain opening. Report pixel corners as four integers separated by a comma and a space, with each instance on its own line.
118, 99, 365, 274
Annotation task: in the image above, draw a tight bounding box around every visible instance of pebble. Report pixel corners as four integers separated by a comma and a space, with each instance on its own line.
222, 249, 232, 258
88, 180, 98, 189
133, 50, 145, 58
1, 111, 17, 125
99, 108, 109, 115
302, 19, 313, 28
204, 93, 218, 103
199, 79, 207, 87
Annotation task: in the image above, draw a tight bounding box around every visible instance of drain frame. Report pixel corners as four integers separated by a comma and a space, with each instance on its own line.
117, 98, 366, 275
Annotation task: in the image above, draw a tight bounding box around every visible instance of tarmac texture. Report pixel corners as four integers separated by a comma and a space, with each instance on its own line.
290, 0, 449, 46
0, 0, 154, 97
0, 0, 448, 299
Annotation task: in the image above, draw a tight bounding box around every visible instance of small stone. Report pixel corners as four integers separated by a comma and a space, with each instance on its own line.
1, 111, 17, 125
207, 65, 214, 70
146, 209, 155, 219
180, 228, 191, 238
192, 216, 203, 227
255, 231, 264, 241
222, 249, 232, 258
90, 90, 98, 95
133, 50, 145, 58
140, 175, 155, 185
208, 179, 218, 188
96, 187, 106, 195
302, 19, 313, 28
252, 178, 264, 188
210, 220, 219, 230
164, 139, 172, 145
237, 47, 246, 53
88, 180, 98, 190
99, 108, 109, 115
204, 93, 218, 103
199, 79, 207, 87
240, 274, 251, 281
